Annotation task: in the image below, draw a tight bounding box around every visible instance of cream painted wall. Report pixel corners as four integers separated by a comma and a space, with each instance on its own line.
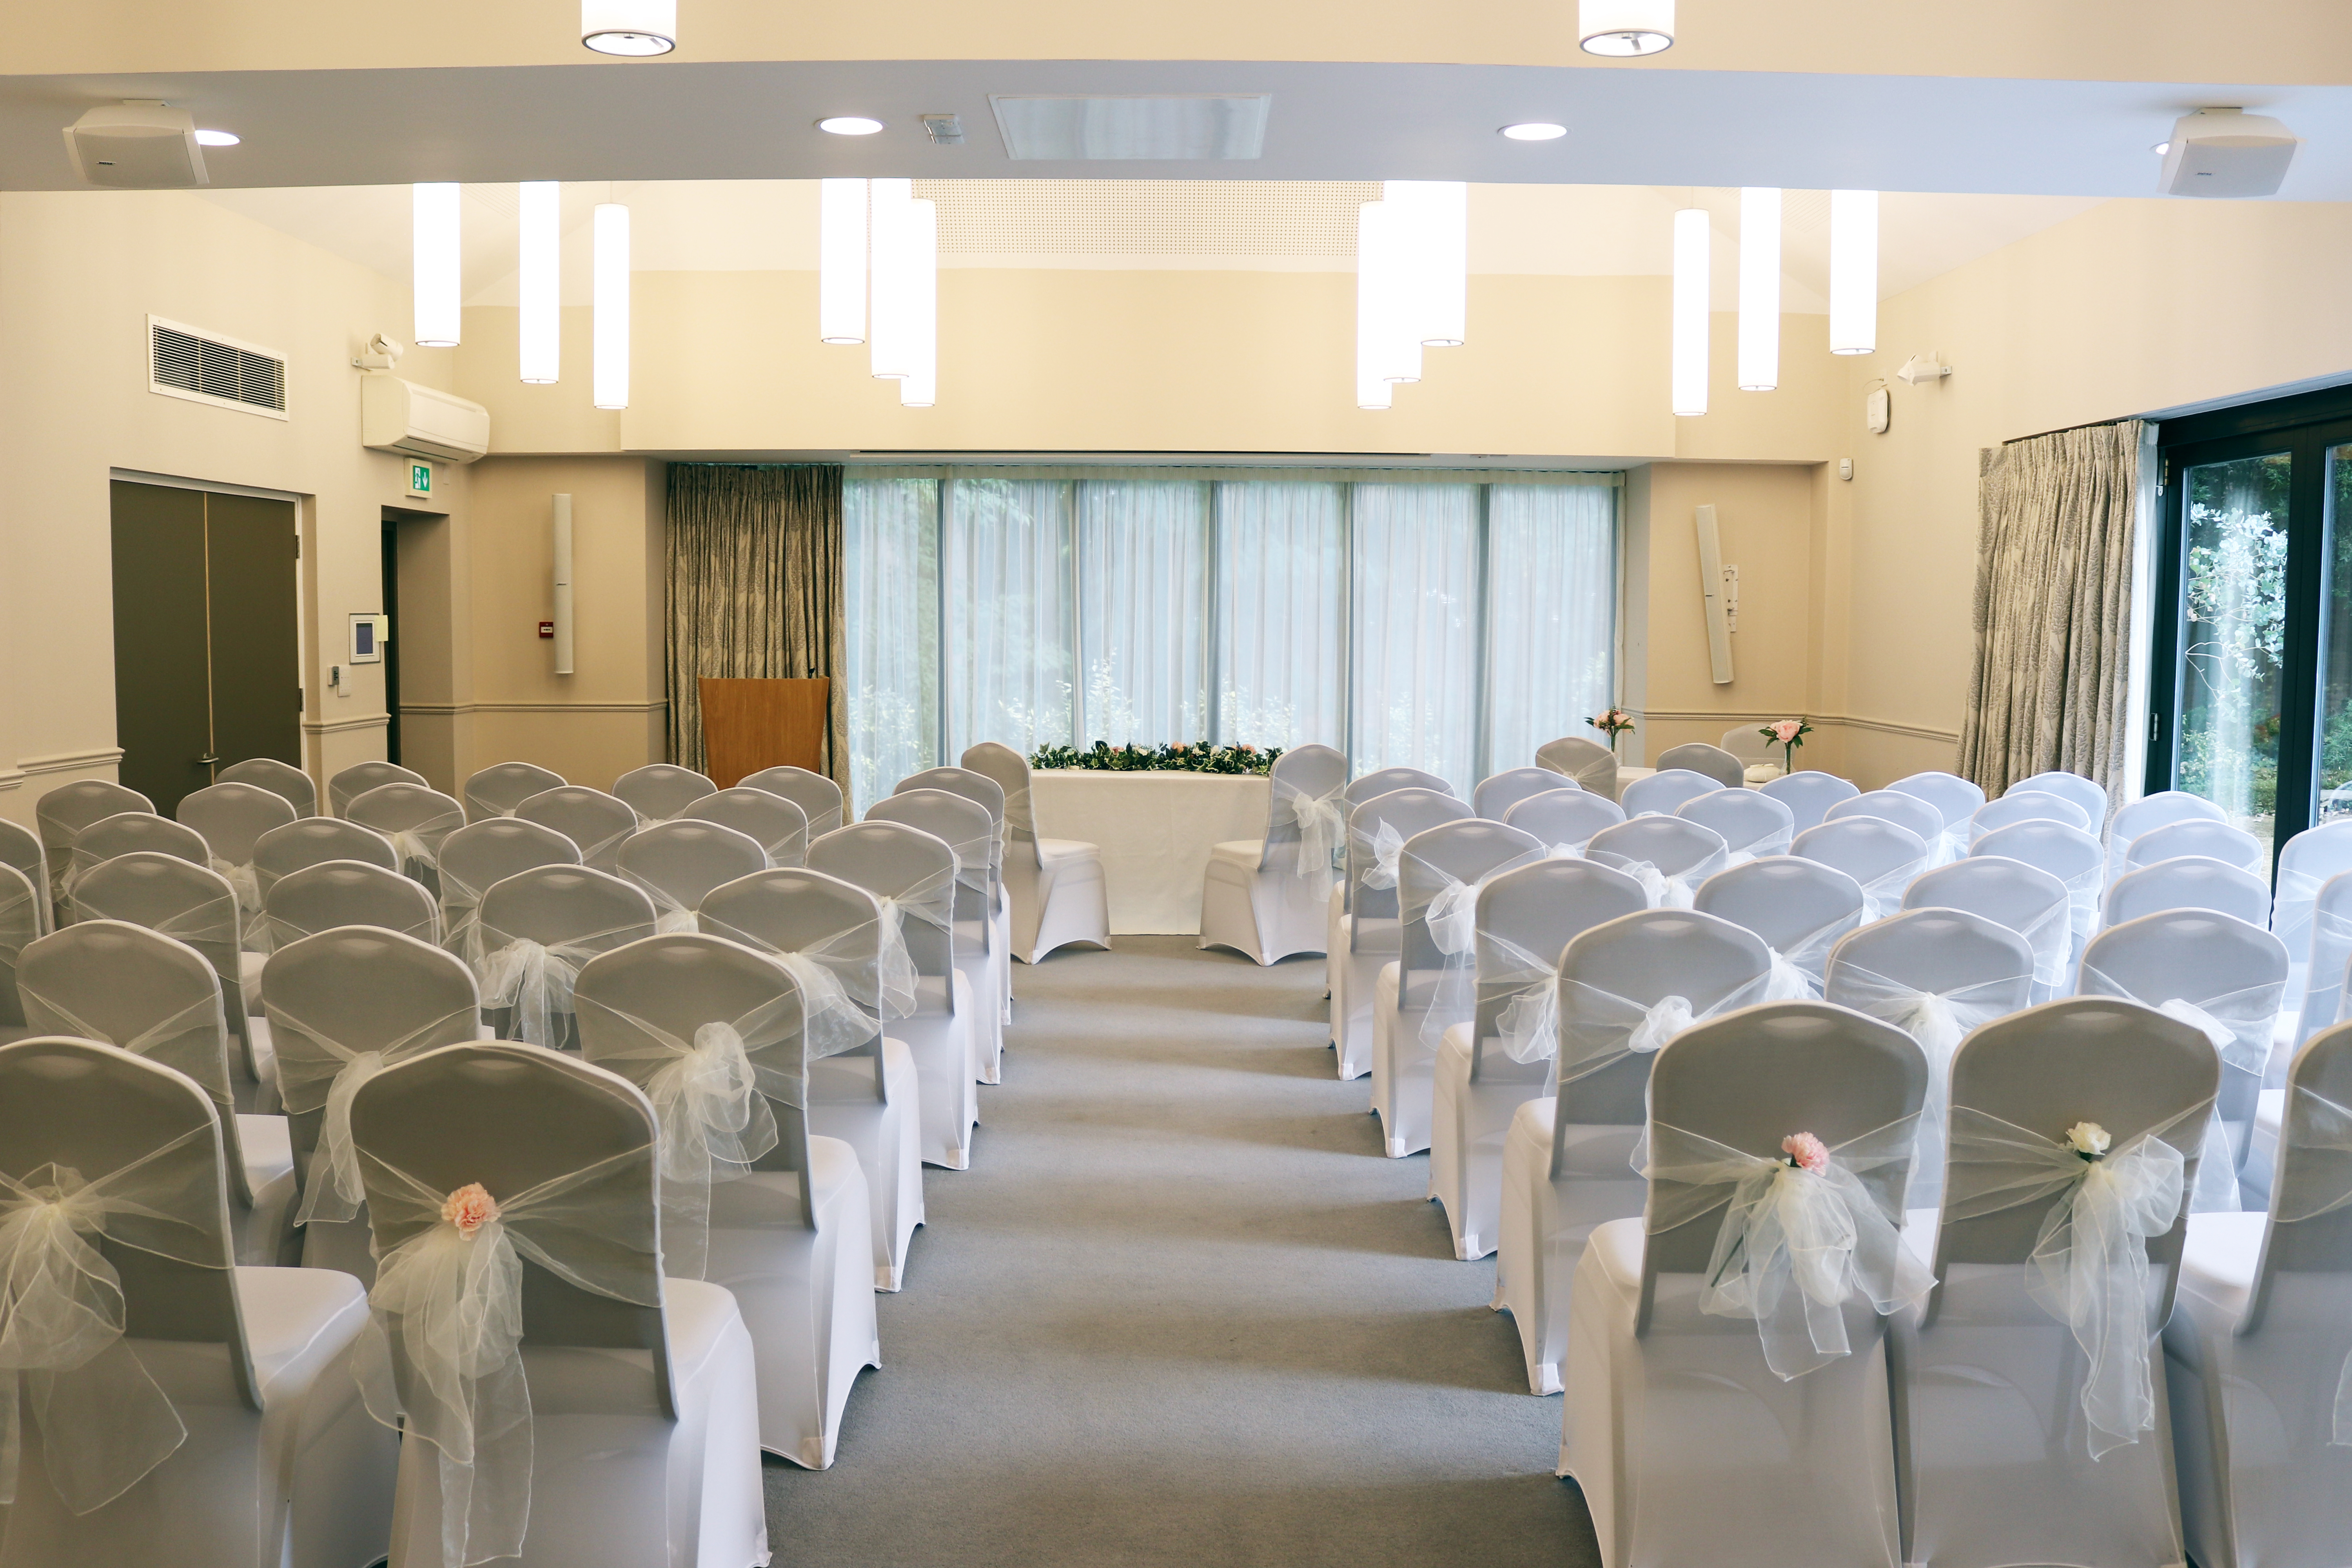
0, 188, 462, 829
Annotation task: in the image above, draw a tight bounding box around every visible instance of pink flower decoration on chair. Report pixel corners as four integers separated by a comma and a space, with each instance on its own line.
1781, 1132, 1829, 1174
441, 1182, 501, 1238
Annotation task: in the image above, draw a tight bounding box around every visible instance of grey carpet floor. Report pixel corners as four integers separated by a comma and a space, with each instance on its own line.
763, 935, 1602, 1568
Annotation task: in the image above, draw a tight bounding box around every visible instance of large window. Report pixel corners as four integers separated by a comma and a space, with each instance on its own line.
2151, 387, 2352, 869
843, 466, 1619, 807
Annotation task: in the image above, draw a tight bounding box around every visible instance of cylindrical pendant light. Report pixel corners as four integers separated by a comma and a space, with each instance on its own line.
581, 0, 675, 55
592, 202, 629, 410
1356, 201, 1393, 409
1737, 187, 1779, 392
819, 178, 869, 345
1579, 0, 1673, 55
1386, 180, 1468, 349
869, 178, 914, 382
519, 181, 561, 385
1671, 207, 1709, 417
1828, 189, 1879, 357
412, 183, 461, 348
898, 197, 938, 407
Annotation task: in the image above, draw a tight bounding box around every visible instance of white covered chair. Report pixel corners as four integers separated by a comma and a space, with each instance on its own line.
1494, 908, 1772, 1394
1618, 768, 1715, 820
218, 755, 316, 817
1429, 858, 1645, 1261
613, 819, 768, 934
1329, 789, 1471, 1081
1757, 768, 1858, 832
574, 934, 880, 1468
1971, 788, 2089, 843
1793, 815, 1930, 920
67, 810, 209, 898
2166, 1020, 2352, 1568
34, 778, 151, 921
959, 742, 1110, 964
1719, 725, 1783, 780
2007, 766, 2109, 827
1473, 766, 1575, 822
347, 1040, 766, 1565
1675, 787, 1793, 864
475, 865, 659, 1051
0, 819, 50, 941
1584, 816, 1730, 909
612, 762, 718, 824
867, 788, 1007, 1082
344, 781, 467, 899
2272, 820, 2352, 1024
1889, 770, 1985, 863
740, 765, 847, 837
0, 1036, 397, 1568
1536, 736, 1619, 800
1822, 906, 2034, 1210
435, 815, 581, 966
461, 759, 566, 820
251, 815, 397, 899
176, 780, 296, 952
895, 766, 1013, 1025
2106, 789, 2226, 884
1692, 854, 1864, 998
1654, 742, 1744, 790
1501, 787, 1623, 855
1199, 743, 1347, 968
1561, 1003, 1928, 1568
325, 760, 426, 818
0, 864, 36, 1036
701, 866, 927, 1291
263, 859, 441, 947
262, 926, 484, 1281
1371, 820, 1543, 1159
514, 785, 641, 873
2128, 817, 2267, 882
1329, 766, 1459, 1000
2104, 854, 2269, 931
16, 918, 298, 1267
1893, 996, 2214, 1568
682, 785, 811, 867
1975, 817, 2104, 971
1906, 853, 2075, 1002
810, 820, 980, 1169
1348, 766, 1452, 804
2081, 910, 2287, 1212
1824, 788, 1945, 852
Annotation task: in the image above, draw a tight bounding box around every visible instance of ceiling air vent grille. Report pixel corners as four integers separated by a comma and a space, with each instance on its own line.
148, 315, 288, 419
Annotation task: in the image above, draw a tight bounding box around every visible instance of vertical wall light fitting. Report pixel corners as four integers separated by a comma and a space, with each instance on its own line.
819, 178, 869, 345
1828, 189, 1878, 356
518, 181, 561, 384
1670, 206, 1709, 417
551, 493, 576, 677
412, 183, 461, 348
592, 202, 629, 409
1736, 187, 1779, 392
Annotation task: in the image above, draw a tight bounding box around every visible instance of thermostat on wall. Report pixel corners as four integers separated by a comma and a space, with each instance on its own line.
348, 612, 389, 664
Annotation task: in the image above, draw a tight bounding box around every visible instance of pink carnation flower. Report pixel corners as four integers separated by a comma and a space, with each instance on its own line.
1781, 1131, 1829, 1174
441, 1182, 501, 1238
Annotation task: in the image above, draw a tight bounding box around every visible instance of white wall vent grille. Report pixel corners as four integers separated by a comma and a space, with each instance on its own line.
148, 315, 288, 419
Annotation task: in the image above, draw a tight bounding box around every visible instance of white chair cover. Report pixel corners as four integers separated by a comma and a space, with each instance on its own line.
1829, 964, 2029, 1207
2082, 963, 2283, 1212
1754, 907, 1863, 1000
276, 1002, 487, 1227
347, 790, 466, 885
1549, 973, 1776, 1082
1396, 844, 1545, 1050
1584, 844, 1730, 910
697, 909, 895, 1054
2270, 1083, 2352, 1443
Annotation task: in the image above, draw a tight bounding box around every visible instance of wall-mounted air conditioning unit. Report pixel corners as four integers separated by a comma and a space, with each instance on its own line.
361, 374, 490, 464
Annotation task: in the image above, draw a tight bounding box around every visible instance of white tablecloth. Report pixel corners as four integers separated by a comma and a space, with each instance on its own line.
1029, 770, 1270, 935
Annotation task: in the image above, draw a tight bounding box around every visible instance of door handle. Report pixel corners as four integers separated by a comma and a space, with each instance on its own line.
195, 754, 221, 767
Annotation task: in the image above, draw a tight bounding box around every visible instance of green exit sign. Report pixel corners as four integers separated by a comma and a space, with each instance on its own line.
407, 461, 433, 499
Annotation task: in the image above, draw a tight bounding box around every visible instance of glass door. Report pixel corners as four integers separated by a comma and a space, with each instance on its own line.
2317, 443, 2352, 829
2172, 450, 2290, 860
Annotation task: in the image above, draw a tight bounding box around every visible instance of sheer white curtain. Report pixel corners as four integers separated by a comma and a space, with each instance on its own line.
1215, 481, 1345, 751
1078, 479, 1209, 745
1351, 483, 1481, 795
946, 477, 1076, 758
1486, 481, 1616, 772
844, 478, 940, 811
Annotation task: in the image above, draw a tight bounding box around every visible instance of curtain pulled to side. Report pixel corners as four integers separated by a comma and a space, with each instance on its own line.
1960, 422, 2142, 805
666, 464, 849, 801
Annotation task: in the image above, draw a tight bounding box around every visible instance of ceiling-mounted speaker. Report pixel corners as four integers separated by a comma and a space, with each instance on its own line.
2158, 109, 2300, 198
63, 102, 208, 189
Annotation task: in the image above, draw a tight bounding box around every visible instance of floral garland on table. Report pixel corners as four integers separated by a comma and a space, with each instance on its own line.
1029, 740, 1283, 775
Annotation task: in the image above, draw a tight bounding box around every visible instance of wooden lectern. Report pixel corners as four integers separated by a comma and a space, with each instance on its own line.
699, 677, 831, 789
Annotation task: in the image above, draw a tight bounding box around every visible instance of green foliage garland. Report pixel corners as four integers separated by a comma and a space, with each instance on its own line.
1029, 740, 1282, 775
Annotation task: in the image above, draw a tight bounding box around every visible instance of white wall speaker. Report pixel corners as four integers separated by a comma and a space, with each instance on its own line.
1695, 504, 1733, 685
552, 494, 575, 677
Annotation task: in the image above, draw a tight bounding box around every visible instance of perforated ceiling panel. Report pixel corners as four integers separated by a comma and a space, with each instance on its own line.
911, 179, 1381, 256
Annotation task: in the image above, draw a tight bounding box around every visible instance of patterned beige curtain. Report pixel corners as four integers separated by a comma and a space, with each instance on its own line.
1959, 421, 2143, 804
665, 465, 849, 797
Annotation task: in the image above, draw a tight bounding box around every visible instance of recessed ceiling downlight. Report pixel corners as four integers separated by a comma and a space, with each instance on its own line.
581, 0, 676, 55
819, 116, 886, 136
1500, 122, 1566, 142
193, 129, 240, 147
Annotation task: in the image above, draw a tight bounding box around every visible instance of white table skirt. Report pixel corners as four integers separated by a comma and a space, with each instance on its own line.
1029, 770, 1270, 935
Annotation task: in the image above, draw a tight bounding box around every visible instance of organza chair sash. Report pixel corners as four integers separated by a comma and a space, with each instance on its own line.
377, 809, 466, 878
1719, 822, 1794, 866
2056, 860, 2103, 947
1586, 846, 1730, 910
2002, 895, 2073, 991
69, 887, 239, 954
2082, 966, 2284, 1210
2306, 906, 2352, 1025
1353, 821, 1407, 893
1641, 1113, 1931, 1381
1399, 849, 1545, 1048
474, 923, 645, 1050
0, 1125, 223, 1514
871, 864, 960, 1016
617, 866, 708, 937
353, 1143, 660, 1568
2276, 866, 2327, 945
694, 913, 894, 1053
264, 902, 437, 953
14, 986, 234, 1115
1941, 1099, 2212, 1456
275, 1004, 487, 1227
938, 829, 996, 900
1758, 909, 1864, 1001
566, 820, 638, 869
1932, 824, 1969, 869
1553, 971, 1776, 1083
1850, 853, 1929, 922
1270, 779, 1345, 882
1830, 964, 2029, 1207
1564, 753, 1615, 794
207, 856, 266, 950
1479, 933, 1562, 1067
439, 867, 495, 968
573, 991, 810, 1279
0, 879, 33, 966
2267, 1084, 2352, 1444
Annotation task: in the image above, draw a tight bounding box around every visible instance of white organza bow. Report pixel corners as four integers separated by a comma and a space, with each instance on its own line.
617, 863, 725, 937
1931, 822, 1970, 869
1355, 821, 1407, 893
1718, 820, 1795, 867
275, 1004, 487, 1227
1550, 971, 1776, 1082
0, 1126, 221, 1514
1829, 964, 2031, 1207
1270, 777, 1345, 883
1758, 908, 1867, 1002
1642, 1114, 1933, 1380
207, 856, 267, 950
2267, 1083, 2352, 1445
1399, 849, 1544, 1049
1481, 933, 1563, 1067
870, 862, 959, 1021
2084, 966, 2285, 1212
437, 866, 499, 970
1849, 851, 1931, 923
353, 1144, 659, 1568
14, 987, 235, 1118
472, 920, 647, 1050
1585, 845, 1730, 911
695, 913, 890, 1061
1942, 1099, 2211, 1457
374, 808, 467, 881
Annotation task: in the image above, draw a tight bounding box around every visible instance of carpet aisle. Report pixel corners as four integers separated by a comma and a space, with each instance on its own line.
763, 935, 1602, 1568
